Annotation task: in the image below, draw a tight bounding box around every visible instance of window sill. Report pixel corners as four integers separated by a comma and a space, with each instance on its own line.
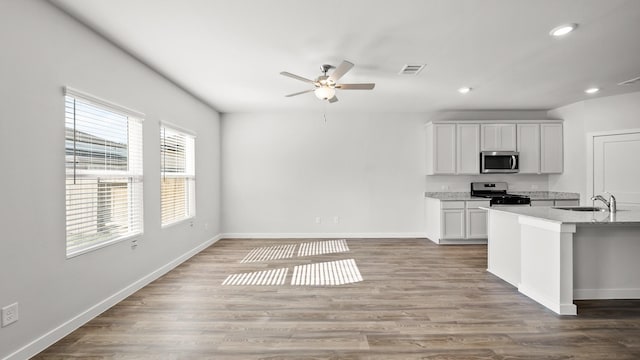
66, 232, 142, 259
161, 216, 196, 229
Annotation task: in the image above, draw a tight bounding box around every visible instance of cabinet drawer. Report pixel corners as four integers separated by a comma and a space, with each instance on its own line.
441, 201, 465, 209
466, 200, 491, 209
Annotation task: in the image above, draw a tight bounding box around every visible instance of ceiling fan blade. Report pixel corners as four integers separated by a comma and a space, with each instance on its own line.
285, 89, 315, 97
280, 71, 315, 84
328, 60, 354, 83
336, 83, 376, 90
328, 95, 339, 103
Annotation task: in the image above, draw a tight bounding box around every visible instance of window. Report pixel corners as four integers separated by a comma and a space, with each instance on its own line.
160, 125, 195, 226
64, 87, 143, 257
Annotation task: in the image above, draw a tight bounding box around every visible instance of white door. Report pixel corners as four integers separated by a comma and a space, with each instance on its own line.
593, 131, 640, 206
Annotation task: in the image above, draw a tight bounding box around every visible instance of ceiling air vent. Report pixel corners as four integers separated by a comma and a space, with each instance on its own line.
618, 75, 640, 86
399, 64, 425, 75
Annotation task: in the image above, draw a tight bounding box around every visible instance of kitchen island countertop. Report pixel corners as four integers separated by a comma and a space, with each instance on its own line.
481, 205, 640, 225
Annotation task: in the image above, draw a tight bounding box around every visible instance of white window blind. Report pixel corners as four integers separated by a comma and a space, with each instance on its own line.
160, 125, 195, 226
64, 87, 144, 257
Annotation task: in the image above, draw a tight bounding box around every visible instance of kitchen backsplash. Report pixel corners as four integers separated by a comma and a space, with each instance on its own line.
425, 174, 549, 192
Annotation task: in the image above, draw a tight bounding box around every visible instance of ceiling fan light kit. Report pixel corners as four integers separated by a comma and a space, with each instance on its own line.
281, 60, 375, 103
314, 86, 336, 100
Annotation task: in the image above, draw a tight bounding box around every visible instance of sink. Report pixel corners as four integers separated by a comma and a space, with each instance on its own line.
552, 206, 607, 212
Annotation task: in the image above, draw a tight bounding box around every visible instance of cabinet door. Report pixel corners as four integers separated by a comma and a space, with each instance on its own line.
540, 124, 563, 173
433, 123, 456, 174
466, 208, 488, 239
481, 124, 499, 150
517, 124, 540, 174
499, 124, 517, 151
456, 124, 480, 174
441, 209, 465, 239
481, 124, 516, 151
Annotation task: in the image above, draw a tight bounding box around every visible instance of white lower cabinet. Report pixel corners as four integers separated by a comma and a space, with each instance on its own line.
466, 208, 488, 239
425, 198, 489, 243
466, 200, 489, 239
442, 209, 465, 239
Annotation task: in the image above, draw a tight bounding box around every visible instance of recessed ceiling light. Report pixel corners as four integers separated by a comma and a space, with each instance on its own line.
550, 23, 578, 37
458, 87, 472, 94
585, 87, 600, 94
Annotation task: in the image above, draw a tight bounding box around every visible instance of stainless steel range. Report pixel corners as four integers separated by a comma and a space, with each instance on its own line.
470, 182, 530, 206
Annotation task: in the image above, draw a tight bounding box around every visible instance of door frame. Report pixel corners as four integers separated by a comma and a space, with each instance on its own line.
587, 128, 640, 201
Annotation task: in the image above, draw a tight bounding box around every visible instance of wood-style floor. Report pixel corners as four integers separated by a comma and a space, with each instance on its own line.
36, 238, 640, 359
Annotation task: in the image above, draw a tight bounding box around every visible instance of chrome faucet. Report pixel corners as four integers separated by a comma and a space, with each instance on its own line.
591, 193, 617, 213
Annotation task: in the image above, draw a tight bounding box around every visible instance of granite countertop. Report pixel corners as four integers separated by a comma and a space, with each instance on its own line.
424, 192, 479, 200
482, 206, 640, 225
510, 191, 580, 200
424, 191, 580, 201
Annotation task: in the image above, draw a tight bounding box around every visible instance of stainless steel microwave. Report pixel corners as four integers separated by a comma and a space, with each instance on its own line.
480, 151, 519, 173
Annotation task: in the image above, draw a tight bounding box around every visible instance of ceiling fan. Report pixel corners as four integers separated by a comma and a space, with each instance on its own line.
280, 60, 375, 103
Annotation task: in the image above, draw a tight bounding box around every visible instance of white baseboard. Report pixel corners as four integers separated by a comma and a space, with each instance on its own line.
574, 288, 640, 300
486, 268, 518, 288
220, 232, 426, 239
518, 284, 577, 316
437, 239, 487, 245
4, 234, 222, 360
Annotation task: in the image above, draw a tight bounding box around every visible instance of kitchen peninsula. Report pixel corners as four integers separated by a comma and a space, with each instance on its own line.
484, 205, 640, 315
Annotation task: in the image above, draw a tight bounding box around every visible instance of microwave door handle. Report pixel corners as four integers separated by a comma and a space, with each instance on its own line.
511, 155, 517, 170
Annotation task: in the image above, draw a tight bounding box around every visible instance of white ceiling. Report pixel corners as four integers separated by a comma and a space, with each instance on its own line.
49, 0, 640, 113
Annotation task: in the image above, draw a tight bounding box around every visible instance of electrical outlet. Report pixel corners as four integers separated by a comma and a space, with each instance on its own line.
441, 185, 449, 190
315, 217, 321, 224
531, 184, 539, 190
205, 223, 209, 230
2, 302, 18, 327
333, 216, 340, 224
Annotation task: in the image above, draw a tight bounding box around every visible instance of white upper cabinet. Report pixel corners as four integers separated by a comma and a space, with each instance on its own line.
456, 124, 480, 174
481, 124, 516, 151
426, 123, 456, 174
517, 124, 541, 174
540, 123, 563, 173
426, 120, 562, 175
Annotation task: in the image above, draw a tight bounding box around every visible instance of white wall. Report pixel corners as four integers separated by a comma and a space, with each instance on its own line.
222, 112, 426, 237
548, 91, 640, 204
221, 111, 552, 237
0, 1, 221, 358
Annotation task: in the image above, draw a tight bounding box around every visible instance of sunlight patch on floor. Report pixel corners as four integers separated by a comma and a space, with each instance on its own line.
222, 268, 289, 286
291, 259, 362, 286
297, 239, 350, 257
240, 244, 297, 263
